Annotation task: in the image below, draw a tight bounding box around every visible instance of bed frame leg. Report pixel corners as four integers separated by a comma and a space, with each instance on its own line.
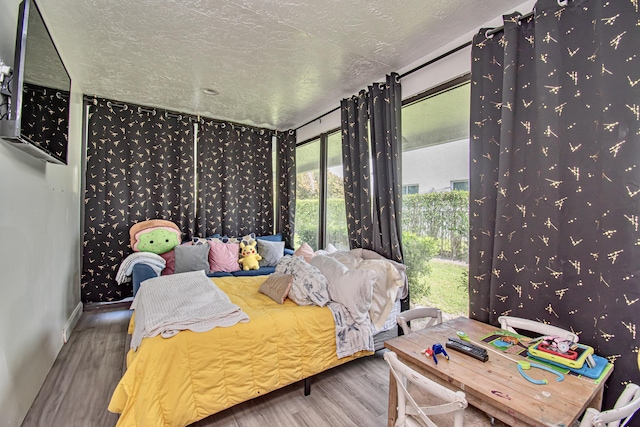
304, 377, 311, 396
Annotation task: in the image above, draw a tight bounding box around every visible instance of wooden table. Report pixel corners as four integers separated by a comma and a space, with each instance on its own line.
384, 317, 613, 427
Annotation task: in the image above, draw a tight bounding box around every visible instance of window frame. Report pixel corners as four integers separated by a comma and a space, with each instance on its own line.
402, 184, 419, 195
402, 73, 470, 108
296, 74, 471, 250
451, 180, 469, 191
296, 128, 340, 250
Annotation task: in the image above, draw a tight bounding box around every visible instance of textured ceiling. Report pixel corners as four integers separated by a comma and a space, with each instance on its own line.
33, 0, 516, 130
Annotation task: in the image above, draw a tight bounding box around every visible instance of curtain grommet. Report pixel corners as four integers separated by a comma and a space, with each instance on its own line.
557, 0, 568, 6
107, 101, 128, 111
485, 29, 495, 39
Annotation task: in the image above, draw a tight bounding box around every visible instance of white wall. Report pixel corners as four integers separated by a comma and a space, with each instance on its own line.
0, 0, 83, 425
403, 138, 469, 193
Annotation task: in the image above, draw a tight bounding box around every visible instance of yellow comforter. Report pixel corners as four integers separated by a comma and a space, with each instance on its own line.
108, 275, 370, 426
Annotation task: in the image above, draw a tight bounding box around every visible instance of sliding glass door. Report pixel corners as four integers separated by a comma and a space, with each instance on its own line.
294, 130, 348, 251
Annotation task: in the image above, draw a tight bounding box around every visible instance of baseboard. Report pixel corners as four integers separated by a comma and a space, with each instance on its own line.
83, 297, 133, 311
63, 302, 83, 344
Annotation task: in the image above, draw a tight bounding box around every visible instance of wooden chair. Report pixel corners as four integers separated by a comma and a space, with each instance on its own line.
498, 315, 579, 342
385, 351, 467, 427
578, 383, 640, 427
392, 310, 504, 426
396, 307, 442, 335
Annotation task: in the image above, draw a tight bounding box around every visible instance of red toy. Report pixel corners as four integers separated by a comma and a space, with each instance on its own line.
422, 343, 449, 364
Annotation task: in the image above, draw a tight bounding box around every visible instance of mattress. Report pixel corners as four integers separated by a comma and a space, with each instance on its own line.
109, 275, 371, 427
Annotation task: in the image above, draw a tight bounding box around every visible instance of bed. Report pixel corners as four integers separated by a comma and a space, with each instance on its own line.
109, 256, 404, 427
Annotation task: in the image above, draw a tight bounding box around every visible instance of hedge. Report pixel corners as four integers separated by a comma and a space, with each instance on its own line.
402, 190, 469, 261
294, 190, 469, 261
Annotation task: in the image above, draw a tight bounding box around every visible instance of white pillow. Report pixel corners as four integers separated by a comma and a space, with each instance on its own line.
359, 259, 404, 329
325, 243, 338, 253
275, 256, 330, 307
314, 243, 339, 258
310, 255, 376, 324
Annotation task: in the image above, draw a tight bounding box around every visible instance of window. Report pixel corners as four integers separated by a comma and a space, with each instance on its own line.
295, 139, 321, 250
294, 131, 348, 251
326, 131, 349, 250
451, 180, 469, 191
402, 77, 470, 195
401, 76, 470, 317
402, 184, 419, 195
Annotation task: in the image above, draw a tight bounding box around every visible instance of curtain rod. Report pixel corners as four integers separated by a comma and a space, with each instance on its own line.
294, 106, 340, 131
485, 10, 535, 37
294, 3, 551, 132
83, 94, 275, 133
294, 39, 472, 131
398, 40, 472, 79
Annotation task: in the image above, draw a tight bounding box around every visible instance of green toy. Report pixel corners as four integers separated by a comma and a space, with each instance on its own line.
136, 228, 181, 254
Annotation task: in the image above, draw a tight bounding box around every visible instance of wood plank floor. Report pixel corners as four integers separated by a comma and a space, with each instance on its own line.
21, 307, 391, 427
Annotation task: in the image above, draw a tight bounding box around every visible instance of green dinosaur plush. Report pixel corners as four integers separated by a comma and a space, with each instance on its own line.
136, 228, 181, 254
130, 219, 182, 254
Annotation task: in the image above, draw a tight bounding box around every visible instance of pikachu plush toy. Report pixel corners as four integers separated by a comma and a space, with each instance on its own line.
239, 241, 262, 270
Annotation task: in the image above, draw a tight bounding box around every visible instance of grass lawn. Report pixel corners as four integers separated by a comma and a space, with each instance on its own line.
410, 259, 469, 317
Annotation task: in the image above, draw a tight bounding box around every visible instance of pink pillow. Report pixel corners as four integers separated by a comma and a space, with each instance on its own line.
208, 241, 240, 272
161, 241, 196, 275
294, 242, 315, 263
160, 250, 175, 275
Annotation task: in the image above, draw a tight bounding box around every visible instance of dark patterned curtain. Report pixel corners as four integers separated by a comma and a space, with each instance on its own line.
341, 90, 374, 250
82, 98, 195, 303
197, 118, 275, 237
277, 129, 296, 248
369, 73, 403, 263
469, 1, 640, 408
341, 74, 404, 263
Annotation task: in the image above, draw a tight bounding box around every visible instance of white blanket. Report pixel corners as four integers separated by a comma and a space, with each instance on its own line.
329, 249, 405, 329
130, 270, 249, 350
116, 252, 166, 284
327, 302, 375, 358
304, 249, 407, 357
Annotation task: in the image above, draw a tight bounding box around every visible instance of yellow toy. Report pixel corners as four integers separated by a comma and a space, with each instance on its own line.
239, 241, 262, 270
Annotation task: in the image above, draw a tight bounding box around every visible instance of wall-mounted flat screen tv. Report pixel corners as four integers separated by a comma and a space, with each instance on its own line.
0, 0, 71, 165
